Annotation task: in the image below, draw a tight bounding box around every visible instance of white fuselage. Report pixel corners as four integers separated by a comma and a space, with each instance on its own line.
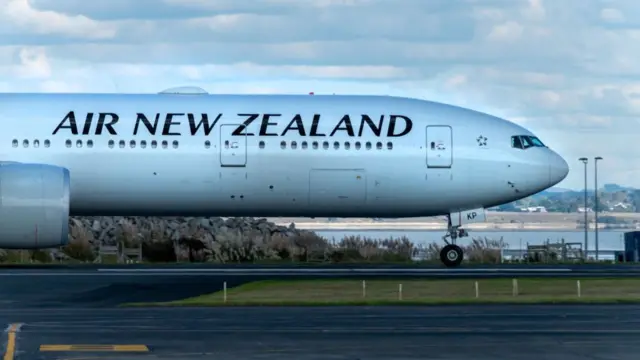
0, 92, 569, 218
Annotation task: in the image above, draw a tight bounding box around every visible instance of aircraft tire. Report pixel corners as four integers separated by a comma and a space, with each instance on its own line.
440, 244, 463, 267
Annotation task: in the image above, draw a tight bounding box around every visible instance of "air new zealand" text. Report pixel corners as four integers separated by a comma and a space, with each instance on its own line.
52, 111, 413, 137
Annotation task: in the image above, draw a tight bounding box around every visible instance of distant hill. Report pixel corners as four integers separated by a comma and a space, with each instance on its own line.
545, 187, 573, 193
603, 183, 636, 192
496, 183, 639, 213
541, 184, 636, 194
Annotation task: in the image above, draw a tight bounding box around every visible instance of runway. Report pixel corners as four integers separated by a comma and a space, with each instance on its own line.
5, 305, 640, 360
0, 264, 639, 307
2, 266, 640, 359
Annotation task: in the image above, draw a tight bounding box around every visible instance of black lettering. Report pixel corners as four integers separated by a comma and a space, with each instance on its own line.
387, 115, 412, 137
133, 113, 160, 135
467, 212, 477, 220
162, 113, 183, 136
329, 115, 355, 136
259, 114, 280, 136
81, 113, 93, 135
188, 113, 221, 136
358, 115, 383, 136
53, 111, 78, 135
95, 113, 118, 135
309, 114, 325, 136
281, 114, 306, 136
232, 114, 258, 136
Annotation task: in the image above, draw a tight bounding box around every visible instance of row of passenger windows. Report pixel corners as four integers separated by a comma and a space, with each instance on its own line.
259, 140, 394, 150
12, 139, 51, 148
13, 139, 179, 149
511, 135, 545, 150
12, 139, 395, 151
104, 140, 178, 149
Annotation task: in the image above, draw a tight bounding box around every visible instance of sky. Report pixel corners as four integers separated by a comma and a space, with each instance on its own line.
0, 0, 636, 190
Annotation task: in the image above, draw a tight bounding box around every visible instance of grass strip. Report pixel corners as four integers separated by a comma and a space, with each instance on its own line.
121, 278, 640, 307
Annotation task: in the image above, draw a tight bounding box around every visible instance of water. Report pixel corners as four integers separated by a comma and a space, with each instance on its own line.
315, 229, 629, 259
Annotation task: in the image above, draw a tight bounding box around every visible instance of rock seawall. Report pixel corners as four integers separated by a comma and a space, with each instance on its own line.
62, 216, 329, 262
4, 217, 504, 264
70, 216, 309, 246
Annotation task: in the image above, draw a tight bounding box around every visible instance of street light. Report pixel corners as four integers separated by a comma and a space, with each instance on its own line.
579, 157, 588, 260
594, 156, 603, 261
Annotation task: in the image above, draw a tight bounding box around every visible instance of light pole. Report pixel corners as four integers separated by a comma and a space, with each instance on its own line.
594, 156, 603, 261
579, 157, 588, 260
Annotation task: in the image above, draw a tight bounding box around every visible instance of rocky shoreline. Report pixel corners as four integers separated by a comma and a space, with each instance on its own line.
48, 216, 430, 264
0, 217, 510, 264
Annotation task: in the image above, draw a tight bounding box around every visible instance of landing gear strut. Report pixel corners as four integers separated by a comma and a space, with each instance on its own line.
440, 219, 469, 267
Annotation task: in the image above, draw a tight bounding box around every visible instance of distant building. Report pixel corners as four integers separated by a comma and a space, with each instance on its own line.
610, 202, 631, 212
518, 206, 548, 213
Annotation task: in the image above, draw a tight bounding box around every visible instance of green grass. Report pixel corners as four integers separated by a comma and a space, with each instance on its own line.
121, 278, 640, 307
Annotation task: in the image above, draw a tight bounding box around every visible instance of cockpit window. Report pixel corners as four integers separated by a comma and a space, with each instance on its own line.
529, 136, 545, 147
521, 136, 534, 149
511, 136, 523, 149
511, 135, 546, 150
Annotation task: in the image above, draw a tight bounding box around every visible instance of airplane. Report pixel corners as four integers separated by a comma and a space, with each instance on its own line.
0, 86, 568, 267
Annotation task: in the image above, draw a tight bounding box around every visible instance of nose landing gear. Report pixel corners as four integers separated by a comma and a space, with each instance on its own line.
440, 224, 468, 267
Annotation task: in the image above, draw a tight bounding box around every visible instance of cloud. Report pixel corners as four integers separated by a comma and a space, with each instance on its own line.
0, 0, 638, 189
0, 0, 117, 39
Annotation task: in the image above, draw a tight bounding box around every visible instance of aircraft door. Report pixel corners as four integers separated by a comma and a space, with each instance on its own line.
426, 125, 452, 168
219, 124, 247, 167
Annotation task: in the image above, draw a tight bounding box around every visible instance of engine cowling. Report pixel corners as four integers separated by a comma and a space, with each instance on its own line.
0, 163, 70, 249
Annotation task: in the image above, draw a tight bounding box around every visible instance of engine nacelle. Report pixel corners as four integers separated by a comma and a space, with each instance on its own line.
0, 163, 70, 249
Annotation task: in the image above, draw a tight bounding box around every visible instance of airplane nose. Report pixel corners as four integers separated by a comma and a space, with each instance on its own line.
548, 151, 569, 187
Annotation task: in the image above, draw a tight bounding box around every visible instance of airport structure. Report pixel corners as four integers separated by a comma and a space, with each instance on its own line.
0, 87, 568, 267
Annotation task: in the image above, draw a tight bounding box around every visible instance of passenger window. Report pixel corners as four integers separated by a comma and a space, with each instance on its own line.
44, 140, 50, 148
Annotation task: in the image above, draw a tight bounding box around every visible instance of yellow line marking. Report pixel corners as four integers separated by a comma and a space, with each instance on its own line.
40, 344, 149, 352
4, 323, 21, 360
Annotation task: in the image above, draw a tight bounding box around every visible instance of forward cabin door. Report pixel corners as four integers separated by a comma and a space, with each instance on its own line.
219, 124, 247, 167
425, 125, 453, 168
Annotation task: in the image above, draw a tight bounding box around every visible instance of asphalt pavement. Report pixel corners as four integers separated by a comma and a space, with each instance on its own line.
1, 265, 639, 359
4, 305, 640, 360
0, 265, 637, 307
